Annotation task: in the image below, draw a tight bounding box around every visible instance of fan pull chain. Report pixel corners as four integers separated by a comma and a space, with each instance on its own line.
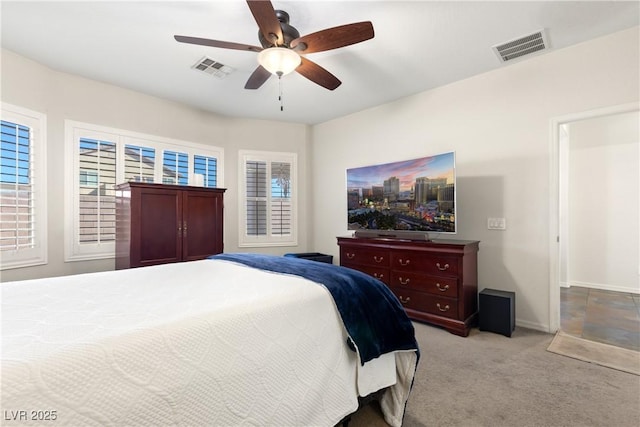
278, 74, 284, 111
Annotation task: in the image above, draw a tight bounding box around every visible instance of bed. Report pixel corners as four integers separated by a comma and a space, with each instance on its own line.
1, 254, 419, 426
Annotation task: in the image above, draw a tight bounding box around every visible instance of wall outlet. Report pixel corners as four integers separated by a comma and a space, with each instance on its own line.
488, 217, 506, 230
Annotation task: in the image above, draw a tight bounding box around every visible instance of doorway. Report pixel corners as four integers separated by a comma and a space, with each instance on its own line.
549, 103, 640, 348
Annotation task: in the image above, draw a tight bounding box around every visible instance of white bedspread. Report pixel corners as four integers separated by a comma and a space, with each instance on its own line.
1, 259, 414, 426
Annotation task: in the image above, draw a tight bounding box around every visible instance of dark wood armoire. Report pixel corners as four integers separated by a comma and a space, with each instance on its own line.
115, 182, 225, 269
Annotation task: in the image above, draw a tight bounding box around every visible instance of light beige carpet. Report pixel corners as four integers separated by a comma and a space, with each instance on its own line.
345, 324, 640, 427
547, 330, 640, 375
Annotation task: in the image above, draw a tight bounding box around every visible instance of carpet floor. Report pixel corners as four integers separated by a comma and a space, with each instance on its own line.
346, 322, 640, 427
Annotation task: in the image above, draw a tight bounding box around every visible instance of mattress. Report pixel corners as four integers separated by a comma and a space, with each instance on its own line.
1, 259, 416, 426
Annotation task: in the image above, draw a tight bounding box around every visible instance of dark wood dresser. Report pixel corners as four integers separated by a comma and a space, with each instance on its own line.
337, 236, 479, 336
116, 182, 225, 269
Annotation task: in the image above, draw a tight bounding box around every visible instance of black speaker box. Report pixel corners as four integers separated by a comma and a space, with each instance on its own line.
479, 289, 515, 337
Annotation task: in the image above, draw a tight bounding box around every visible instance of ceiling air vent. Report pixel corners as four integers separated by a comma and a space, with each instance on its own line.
492, 29, 549, 63
191, 56, 234, 79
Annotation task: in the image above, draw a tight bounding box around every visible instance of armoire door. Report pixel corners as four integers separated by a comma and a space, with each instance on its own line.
135, 186, 182, 266
182, 190, 223, 261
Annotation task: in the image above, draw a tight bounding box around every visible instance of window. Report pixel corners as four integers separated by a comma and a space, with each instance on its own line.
65, 121, 223, 261
124, 144, 155, 183
270, 161, 292, 236
78, 138, 116, 245
245, 160, 267, 236
162, 150, 188, 185
239, 150, 297, 247
194, 155, 218, 188
0, 103, 47, 270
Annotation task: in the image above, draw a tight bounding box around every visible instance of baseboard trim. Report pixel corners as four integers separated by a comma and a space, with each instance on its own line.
515, 319, 550, 333
568, 280, 639, 295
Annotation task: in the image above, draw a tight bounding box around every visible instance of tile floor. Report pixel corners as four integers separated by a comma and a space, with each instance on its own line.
560, 286, 640, 352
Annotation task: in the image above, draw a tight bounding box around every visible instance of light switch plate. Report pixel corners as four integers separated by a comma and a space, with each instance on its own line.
488, 217, 506, 230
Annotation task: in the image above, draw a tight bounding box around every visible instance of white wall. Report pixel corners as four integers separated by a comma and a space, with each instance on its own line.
0, 49, 312, 282
311, 27, 640, 332
567, 111, 639, 293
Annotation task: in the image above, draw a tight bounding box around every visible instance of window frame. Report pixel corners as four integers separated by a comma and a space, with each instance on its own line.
0, 103, 48, 270
238, 150, 297, 247
65, 120, 224, 261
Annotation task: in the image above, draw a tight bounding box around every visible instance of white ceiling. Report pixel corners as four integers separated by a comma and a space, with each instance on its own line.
1, 1, 638, 125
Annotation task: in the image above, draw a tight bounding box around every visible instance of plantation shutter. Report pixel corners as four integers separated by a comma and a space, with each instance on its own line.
124, 144, 155, 183
162, 150, 188, 185
194, 155, 218, 187
0, 120, 35, 251
245, 160, 267, 236
78, 138, 116, 244
270, 161, 291, 236
238, 150, 296, 247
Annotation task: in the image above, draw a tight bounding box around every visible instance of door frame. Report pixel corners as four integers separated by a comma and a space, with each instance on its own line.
548, 101, 639, 332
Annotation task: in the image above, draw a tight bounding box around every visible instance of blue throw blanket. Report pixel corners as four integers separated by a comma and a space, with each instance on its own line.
209, 253, 419, 365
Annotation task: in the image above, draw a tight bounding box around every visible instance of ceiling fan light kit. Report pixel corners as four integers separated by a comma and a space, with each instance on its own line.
174, 0, 375, 92
258, 47, 301, 76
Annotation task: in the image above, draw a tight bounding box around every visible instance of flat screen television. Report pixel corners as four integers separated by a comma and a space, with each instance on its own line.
346, 151, 456, 239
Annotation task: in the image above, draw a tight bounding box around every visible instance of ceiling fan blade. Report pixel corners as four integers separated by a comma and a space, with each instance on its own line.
174, 35, 262, 52
290, 21, 374, 53
295, 57, 341, 91
245, 65, 272, 90
246, 0, 283, 46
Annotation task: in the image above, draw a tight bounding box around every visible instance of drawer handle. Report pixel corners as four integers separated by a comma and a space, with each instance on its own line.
346, 252, 355, 259
373, 273, 384, 280
436, 283, 449, 292
373, 256, 384, 263
399, 296, 410, 304
436, 262, 450, 271
399, 277, 410, 285
436, 303, 450, 312
399, 259, 410, 266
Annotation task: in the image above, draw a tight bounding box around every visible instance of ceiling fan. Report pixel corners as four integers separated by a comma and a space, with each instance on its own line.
174, 0, 374, 91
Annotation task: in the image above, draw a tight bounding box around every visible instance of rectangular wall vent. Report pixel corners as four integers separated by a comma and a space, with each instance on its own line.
191, 56, 234, 79
492, 29, 549, 63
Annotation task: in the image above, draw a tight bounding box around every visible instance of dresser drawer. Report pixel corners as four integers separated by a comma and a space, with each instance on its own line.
343, 263, 390, 285
390, 271, 458, 297
341, 247, 390, 267
390, 286, 430, 313
423, 295, 458, 319
391, 251, 459, 276
390, 287, 459, 320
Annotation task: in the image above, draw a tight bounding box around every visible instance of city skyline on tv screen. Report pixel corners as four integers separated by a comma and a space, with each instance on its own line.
347, 152, 456, 233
